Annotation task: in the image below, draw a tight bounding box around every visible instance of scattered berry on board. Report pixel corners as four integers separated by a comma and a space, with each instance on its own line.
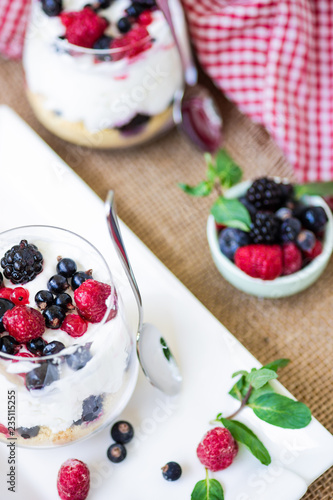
161, 461, 182, 481
107, 443, 127, 463
111, 421, 134, 444
196, 427, 238, 472
57, 459, 90, 500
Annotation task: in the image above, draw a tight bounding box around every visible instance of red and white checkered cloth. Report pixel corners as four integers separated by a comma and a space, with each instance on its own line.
1, 0, 333, 182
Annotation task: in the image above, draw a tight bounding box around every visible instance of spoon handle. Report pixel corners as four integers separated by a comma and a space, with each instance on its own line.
156, 0, 197, 86
105, 191, 143, 332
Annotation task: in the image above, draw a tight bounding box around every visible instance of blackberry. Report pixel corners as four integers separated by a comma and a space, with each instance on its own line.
1, 240, 43, 285
250, 213, 281, 244
246, 177, 285, 211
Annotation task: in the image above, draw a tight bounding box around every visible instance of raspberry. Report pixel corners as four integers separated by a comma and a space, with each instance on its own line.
138, 11, 153, 26
61, 314, 88, 337
57, 459, 90, 500
235, 244, 283, 280
60, 7, 108, 48
3, 306, 45, 342
303, 239, 323, 261
10, 287, 30, 306
196, 427, 238, 472
74, 280, 111, 323
110, 26, 151, 61
0, 288, 13, 300
282, 243, 302, 275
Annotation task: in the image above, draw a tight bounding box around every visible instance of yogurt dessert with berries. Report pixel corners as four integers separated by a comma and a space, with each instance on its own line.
23, 0, 183, 147
0, 226, 137, 447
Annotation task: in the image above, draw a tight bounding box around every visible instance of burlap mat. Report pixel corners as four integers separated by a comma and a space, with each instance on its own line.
0, 57, 332, 499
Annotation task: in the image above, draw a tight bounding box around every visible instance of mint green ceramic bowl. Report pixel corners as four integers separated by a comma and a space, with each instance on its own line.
207, 180, 333, 298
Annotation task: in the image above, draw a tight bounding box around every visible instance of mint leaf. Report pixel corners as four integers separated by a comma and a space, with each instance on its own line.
160, 337, 172, 362
191, 475, 224, 500
250, 393, 312, 429
263, 359, 290, 372
229, 377, 275, 404
211, 197, 251, 231
178, 181, 213, 197
294, 181, 333, 198
215, 150, 243, 189
247, 368, 278, 390
220, 418, 271, 466
205, 153, 217, 183
232, 370, 249, 378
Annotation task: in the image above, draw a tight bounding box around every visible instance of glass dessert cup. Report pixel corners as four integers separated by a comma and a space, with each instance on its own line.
23, 0, 184, 148
0, 226, 138, 448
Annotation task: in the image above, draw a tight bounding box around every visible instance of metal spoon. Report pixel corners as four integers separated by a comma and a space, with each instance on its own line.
156, 0, 223, 152
105, 191, 182, 396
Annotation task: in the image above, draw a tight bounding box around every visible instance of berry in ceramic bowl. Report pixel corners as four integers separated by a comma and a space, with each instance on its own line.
23, 0, 184, 148
207, 178, 333, 298
0, 226, 138, 447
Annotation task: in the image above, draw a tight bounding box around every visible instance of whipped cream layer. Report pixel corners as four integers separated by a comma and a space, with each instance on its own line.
23, 0, 183, 131
0, 234, 133, 434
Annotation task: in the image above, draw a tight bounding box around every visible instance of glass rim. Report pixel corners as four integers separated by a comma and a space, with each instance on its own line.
54, 34, 153, 55
0, 224, 115, 362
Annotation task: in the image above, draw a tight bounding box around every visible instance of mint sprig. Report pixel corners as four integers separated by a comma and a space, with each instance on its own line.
191, 469, 224, 500
192, 358, 313, 500
179, 149, 251, 232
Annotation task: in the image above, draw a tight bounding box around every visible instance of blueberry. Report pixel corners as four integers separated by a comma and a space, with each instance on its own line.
93, 35, 114, 61
275, 207, 293, 220
41, 0, 62, 17
218, 227, 251, 261
56, 258, 77, 278
26, 337, 48, 356
55, 293, 74, 311
82, 395, 104, 422
48, 274, 69, 294
161, 461, 182, 481
66, 345, 92, 370
42, 341, 65, 356
111, 421, 134, 444
117, 17, 132, 33
35, 290, 54, 310
300, 206, 328, 233
0, 335, 20, 355
71, 271, 93, 290
280, 217, 301, 242
239, 196, 257, 220
43, 305, 66, 329
25, 362, 59, 390
296, 230, 316, 252
0, 298, 15, 332
107, 443, 127, 463
97, 0, 114, 7
125, 2, 145, 17
17, 426, 40, 439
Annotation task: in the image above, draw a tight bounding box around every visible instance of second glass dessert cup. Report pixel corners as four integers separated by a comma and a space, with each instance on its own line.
23, 0, 184, 148
0, 226, 138, 448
